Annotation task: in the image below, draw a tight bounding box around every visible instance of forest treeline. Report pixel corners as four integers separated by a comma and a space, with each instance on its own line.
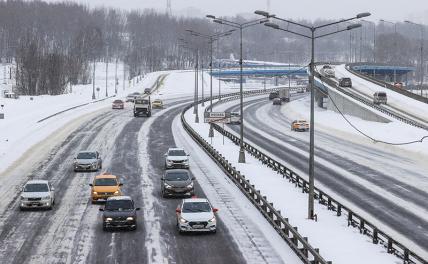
0, 0, 425, 95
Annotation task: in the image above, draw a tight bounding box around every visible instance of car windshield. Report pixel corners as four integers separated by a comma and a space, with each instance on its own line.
135, 99, 149, 104
182, 202, 211, 213
154, 100, 161, 103
105, 200, 133, 211
113, 100, 122, 103
94, 178, 117, 186
77, 152, 96, 159
165, 172, 190, 181
377, 93, 386, 97
168, 150, 186, 156
24, 183, 49, 192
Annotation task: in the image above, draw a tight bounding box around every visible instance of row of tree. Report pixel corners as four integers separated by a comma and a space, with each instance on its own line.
0, 0, 426, 95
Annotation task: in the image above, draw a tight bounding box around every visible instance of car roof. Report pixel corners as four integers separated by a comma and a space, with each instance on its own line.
95, 173, 118, 179
183, 198, 209, 203
107, 196, 132, 201
168, 147, 184, 151
26, 180, 49, 185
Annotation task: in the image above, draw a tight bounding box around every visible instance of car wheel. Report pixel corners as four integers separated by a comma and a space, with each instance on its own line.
130, 225, 137, 231
103, 224, 108, 231
211, 229, 217, 234
19, 206, 25, 211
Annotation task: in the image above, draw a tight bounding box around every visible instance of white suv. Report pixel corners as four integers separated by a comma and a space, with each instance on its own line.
175, 198, 218, 233
164, 147, 189, 169
20, 180, 55, 210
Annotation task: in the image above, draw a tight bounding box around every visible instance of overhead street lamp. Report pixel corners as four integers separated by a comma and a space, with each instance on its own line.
206, 15, 270, 163
179, 39, 200, 123
256, 10, 369, 220
405, 20, 425, 97
380, 19, 398, 82
185, 29, 235, 111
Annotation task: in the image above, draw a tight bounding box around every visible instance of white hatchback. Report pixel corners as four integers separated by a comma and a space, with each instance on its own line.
20, 180, 55, 210
164, 147, 189, 169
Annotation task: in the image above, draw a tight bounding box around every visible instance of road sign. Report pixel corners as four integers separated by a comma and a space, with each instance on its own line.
204, 111, 230, 123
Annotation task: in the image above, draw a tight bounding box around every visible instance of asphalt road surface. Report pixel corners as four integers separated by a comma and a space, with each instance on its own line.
222, 94, 428, 252
0, 98, 247, 264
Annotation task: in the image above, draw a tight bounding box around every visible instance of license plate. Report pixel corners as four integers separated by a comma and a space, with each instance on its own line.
31, 203, 40, 206
193, 225, 204, 229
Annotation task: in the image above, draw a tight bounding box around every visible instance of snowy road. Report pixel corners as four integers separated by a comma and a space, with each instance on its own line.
220, 94, 428, 255
0, 97, 260, 263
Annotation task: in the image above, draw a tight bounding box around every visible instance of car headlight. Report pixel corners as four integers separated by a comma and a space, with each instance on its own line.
92, 191, 98, 195
166, 159, 172, 163
179, 217, 188, 224
126, 217, 134, 221
20, 196, 26, 200
43, 196, 51, 200
208, 217, 216, 223
105, 217, 113, 222
114, 191, 119, 194
186, 182, 193, 188
183, 160, 189, 164
164, 183, 172, 189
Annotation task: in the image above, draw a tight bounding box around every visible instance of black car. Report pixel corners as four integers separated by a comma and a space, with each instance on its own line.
161, 169, 195, 198
144, 88, 151, 94
268, 91, 279, 100
100, 196, 140, 231
339, 77, 352, 88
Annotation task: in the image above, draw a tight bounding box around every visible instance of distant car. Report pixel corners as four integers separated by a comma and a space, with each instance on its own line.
291, 120, 309, 132
112, 99, 124, 109
373, 92, 387, 105
268, 91, 279, 100
322, 64, 332, 69
126, 92, 141, 102
89, 173, 123, 203
338, 78, 352, 88
323, 67, 335, 78
20, 180, 55, 210
161, 169, 195, 198
164, 147, 189, 169
176, 197, 218, 233
393, 82, 403, 89
228, 112, 240, 124
144, 88, 151, 94
73, 151, 102, 172
152, 99, 164, 109
100, 196, 140, 231
273, 98, 282, 105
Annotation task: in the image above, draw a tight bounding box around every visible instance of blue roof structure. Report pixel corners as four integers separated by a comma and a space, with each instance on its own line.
352, 65, 415, 75
211, 67, 308, 77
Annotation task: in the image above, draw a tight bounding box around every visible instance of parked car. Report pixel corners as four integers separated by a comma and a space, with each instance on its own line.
112, 99, 124, 109
291, 120, 309, 132
144, 88, 151, 94
268, 91, 279, 100
152, 99, 164, 109
273, 98, 282, 105
89, 173, 123, 203
20, 180, 55, 210
100, 196, 140, 231
164, 147, 189, 169
73, 151, 102, 172
338, 77, 352, 88
175, 197, 218, 233
373, 92, 387, 104
161, 169, 195, 198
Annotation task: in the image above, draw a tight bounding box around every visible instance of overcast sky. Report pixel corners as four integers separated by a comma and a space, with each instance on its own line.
46, 0, 428, 23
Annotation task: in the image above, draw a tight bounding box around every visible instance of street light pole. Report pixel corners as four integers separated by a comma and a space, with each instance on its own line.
92, 59, 96, 99
257, 10, 369, 220
380, 19, 398, 82
405, 20, 425, 96
206, 15, 269, 163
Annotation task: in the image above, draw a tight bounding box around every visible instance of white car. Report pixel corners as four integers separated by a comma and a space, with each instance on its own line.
20, 180, 55, 210
175, 198, 218, 233
164, 147, 189, 169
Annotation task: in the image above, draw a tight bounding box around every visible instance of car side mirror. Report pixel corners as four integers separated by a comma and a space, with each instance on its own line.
161, 178, 165, 181
99, 208, 104, 211
213, 208, 219, 213
89, 184, 93, 187
175, 208, 181, 213
51, 187, 55, 191
119, 183, 123, 186
136, 207, 141, 211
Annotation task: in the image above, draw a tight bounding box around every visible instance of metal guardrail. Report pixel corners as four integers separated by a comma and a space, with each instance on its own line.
182, 90, 331, 264
346, 63, 428, 104
314, 71, 428, 131
207, 98, 427, 264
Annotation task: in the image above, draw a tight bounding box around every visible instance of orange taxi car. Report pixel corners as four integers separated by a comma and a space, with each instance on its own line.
291, 120, 309, 132
89, 173, 123, 203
